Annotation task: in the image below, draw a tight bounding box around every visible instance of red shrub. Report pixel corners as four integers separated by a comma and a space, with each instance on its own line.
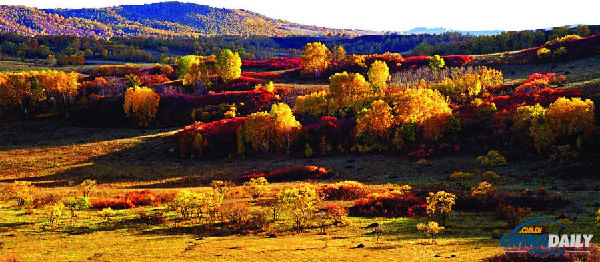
91, 190, 163, 210
213, 76, 263, 92
92, 198, 134, 210
242, 71, 282, 80
349, 191, 427, 217
242, 57, 302, 70
176, 117, 246, 158
239, 165, 335, 182
488, 88, 582, 112
320, 181, 368, 200
140, 74, 171, 87
515, 73, 566, 93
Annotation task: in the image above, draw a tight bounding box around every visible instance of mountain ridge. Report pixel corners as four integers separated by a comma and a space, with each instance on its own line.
0, 1, 376, 38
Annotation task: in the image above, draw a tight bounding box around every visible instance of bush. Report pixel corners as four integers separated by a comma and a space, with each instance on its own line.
123, 86, 160, 128
64, 197, 91, 217
545, 34, 581, 46
99, 207, 116, 221
417, 221, 445, 244
495, 204, 531, 228
1, 181, 35, 207
176, 117, 246, 158
349, 188, 427, 217
477, 150, 508, 166
428, 55, 445, 70
482, 171, 500, 180
515, 73, 566, 94
78, 180, 96, 198
240, 166, 335, 182
244, 177, 269, 200
537, 47, 552, 59
91, 190, 162, 210
324, 203, 349, 225
276, 184, 320, 232
45, 202, 65, 226
320, 181, 368, 200
168, 189, 223, 221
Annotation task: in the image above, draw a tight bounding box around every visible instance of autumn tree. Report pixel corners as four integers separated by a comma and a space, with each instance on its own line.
276, 184, 320, 232
215, 49, 242, 82
301, 42, 331, 77
392, 88, 453, 140
428, 55, 445, 70
367, 60, 390, 92
356, 100, 395, 139
328, 72, 371, 106
426, 191, 456, 226
184, 61, 212, 93
123, 86, 160, 128
271, 103, 301, 153
331, 45, 347, 64
243, 111, 273, 153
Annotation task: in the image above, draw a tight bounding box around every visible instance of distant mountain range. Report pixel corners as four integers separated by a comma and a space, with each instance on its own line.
402, 27, 504, 36
0, 1, 376, 38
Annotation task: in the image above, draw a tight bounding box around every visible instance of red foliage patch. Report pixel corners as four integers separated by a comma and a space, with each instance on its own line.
140, 74, 171, 87
242, 57, 302, 70
91, 190, 163, 210
241, 71, 282, 80
515, 73, 566, 93
349, 191, 427, 217
176, 117, 246, 158
213, 76, 263, 92
239, 165, 335, 182
488, 88, 582, 112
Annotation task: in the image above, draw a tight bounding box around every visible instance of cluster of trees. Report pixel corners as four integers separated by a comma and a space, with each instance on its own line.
0, 70, 79, 114
410, 25, 599, 56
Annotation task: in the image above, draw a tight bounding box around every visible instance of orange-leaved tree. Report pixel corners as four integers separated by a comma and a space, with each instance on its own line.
301, 42, 331, 78
123, 86, 160, 128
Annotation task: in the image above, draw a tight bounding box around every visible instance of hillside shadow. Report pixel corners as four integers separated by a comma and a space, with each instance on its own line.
0, 120, 174, 152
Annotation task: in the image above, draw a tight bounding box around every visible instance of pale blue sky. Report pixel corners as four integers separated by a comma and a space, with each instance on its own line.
4, 0, 600, 32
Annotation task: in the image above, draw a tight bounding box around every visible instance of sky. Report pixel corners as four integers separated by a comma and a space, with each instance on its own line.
3, 0, 600, 32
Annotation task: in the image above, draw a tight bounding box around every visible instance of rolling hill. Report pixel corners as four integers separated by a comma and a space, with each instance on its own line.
0, 1, 373, 38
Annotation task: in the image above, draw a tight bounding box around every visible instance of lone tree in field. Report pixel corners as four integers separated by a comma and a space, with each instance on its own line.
215, 49, 242, 83
367, 60, 390, 92
426, 191, 456, 226
301, 42, 331, 77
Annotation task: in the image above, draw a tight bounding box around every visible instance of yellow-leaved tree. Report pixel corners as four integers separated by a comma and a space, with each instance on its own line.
328, 72, 371, 106
243, 111, 273, 154
184, 61, 212, 93
301, 42, 331, 77
124, 86, 160, 128
331, 45, 347, 64
271, 103, 302, 154
215, 49, 242, 82
356, 100, 395, 139
392, 88, 453, 140
367, 60, 390, 92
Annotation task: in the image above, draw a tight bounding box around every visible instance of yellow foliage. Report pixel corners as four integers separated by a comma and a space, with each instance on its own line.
301, 42, 331, 77
356, 100, 395, 139
271, 103, 302, 153
545, 35, 581, 46
294, 91, 331, 116
328, 71, 371, 106
215, 49, 242, 82
0, 70, 78, 109
392, 88, 453, 140
545, 97, 594, 136
123, 86, 160, 128
367, 60, 390, 92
